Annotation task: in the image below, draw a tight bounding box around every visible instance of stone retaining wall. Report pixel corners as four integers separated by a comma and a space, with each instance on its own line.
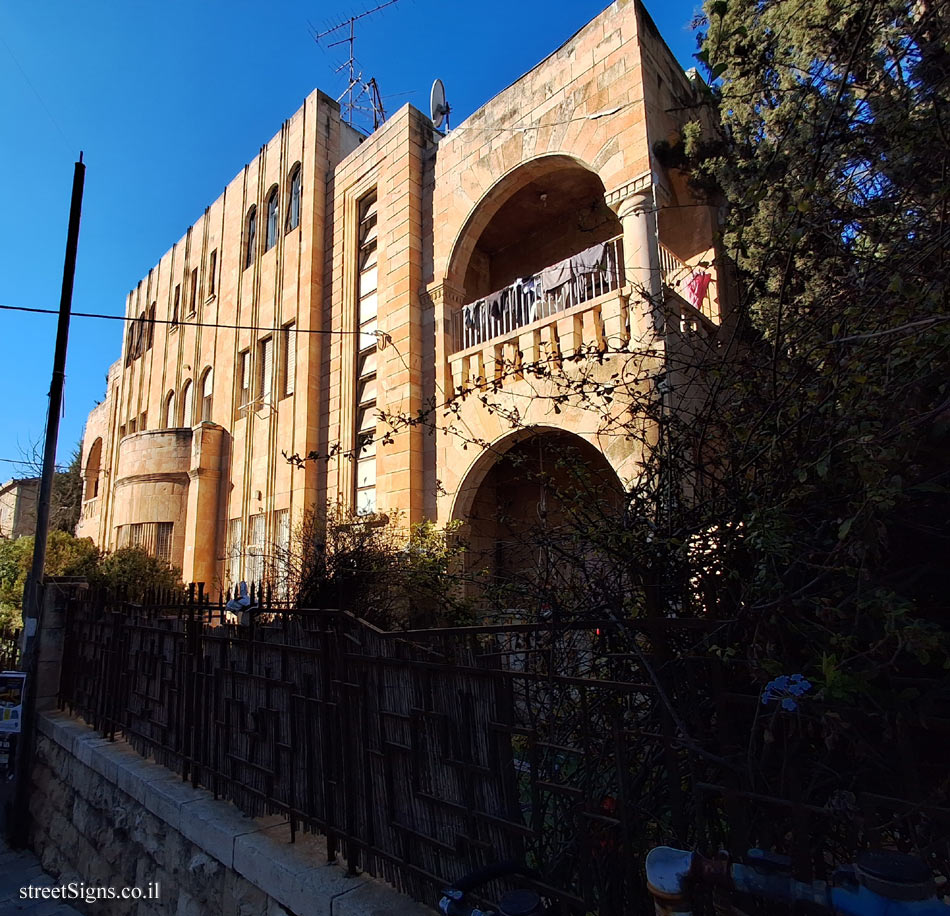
29, 712, 432, 916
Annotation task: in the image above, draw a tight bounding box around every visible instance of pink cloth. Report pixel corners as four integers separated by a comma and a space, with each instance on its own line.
686, 271, 712, 310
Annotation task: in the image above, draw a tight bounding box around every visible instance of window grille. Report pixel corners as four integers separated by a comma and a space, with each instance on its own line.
227, 518, 243, 585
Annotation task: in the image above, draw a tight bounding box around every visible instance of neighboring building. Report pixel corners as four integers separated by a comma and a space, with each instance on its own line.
77, 0, 726, 591
0, 478, 39, 540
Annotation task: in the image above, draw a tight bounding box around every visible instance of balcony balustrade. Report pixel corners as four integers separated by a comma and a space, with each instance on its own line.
452, 236, 625, 354
446, 235, 721, 396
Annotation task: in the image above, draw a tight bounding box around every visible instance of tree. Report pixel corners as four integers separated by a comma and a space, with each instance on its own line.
0, 530, 99, 627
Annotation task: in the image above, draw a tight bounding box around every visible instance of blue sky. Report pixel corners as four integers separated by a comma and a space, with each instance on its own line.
0, 0, 701, 474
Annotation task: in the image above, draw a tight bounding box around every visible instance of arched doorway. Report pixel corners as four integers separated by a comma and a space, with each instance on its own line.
454, 429, 624, 618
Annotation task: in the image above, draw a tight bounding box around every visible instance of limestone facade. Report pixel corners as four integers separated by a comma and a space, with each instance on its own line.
77, 0, 725, 590
0, 477, 39, 540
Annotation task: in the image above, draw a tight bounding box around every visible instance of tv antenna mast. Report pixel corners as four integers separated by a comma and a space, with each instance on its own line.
313, 0, 399, 130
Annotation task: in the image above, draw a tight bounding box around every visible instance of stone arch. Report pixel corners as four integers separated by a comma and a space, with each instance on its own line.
84, 437, 102, 500
451, 427, 625, 611
444, 153, 621, 299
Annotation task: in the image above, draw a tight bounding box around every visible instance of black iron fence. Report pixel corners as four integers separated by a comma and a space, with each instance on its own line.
57, 588, 950, 915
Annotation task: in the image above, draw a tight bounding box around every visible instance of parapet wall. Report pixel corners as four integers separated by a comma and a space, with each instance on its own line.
30, 713, 432, 916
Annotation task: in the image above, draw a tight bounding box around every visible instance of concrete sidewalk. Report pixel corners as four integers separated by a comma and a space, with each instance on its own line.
0, 843, 81, 916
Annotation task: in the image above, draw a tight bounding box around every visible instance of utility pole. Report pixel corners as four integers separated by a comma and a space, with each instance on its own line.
9, 154, 85, 847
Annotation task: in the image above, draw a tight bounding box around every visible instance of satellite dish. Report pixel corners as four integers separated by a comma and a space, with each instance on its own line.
430, 78, 451, 130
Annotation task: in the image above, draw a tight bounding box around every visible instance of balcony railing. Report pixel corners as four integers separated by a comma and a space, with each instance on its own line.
452, 236, 625, 353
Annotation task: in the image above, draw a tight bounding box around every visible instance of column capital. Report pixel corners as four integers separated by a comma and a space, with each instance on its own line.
605, 171, 654, 216
423, 280, 466, 310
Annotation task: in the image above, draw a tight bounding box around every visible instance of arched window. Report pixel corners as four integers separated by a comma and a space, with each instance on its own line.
180, 380, 193, 428
84, 438, 102, 500
164, 391, 176, 429
286, 164, 301, 232
200, 368, 213, 421
265, 187, 279, 252
244, 205, 257, 270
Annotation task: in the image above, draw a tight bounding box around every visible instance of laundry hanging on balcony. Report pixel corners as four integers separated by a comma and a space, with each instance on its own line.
686, 270, 712, 311
570, 241, 608, 276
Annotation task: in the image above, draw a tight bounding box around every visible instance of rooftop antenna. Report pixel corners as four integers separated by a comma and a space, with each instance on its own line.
313, 0, 399, 130
430, 78, 451, 132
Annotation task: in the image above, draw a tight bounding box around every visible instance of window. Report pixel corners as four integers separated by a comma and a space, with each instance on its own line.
180, 379, 193, 427
164, 391, 176, 429
207, 249, 217, 298
200, 367, 213, 421
147, 303, 156, 349
227, 518, 243, 585
245, 513, 265, 584
237, 348, 251, 415
274, 508, 291, 598
286, 164, 301, 232
171, 284, 180, 327
155, 522, 173, 565
265, 187, 279, 252
189, 267, 199, 316
139, 411, 147, 431
84, 438, 102, 500
355, 191, 378, 515
259, 336, 273, 404
245, 206, 257, 269
281, 322, 296, 398
128, 417, 137, 434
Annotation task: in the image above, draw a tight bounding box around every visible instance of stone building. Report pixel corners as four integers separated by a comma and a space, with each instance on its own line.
76, 0, 725, 592
0, 477, 39, 540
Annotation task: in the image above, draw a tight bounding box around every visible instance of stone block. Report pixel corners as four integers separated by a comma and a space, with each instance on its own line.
178, 798, 258, 869
332, 879, 435, 916
141, 774, 204, 832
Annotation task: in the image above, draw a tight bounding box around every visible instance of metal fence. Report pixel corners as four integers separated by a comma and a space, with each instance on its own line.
58, 589, 950, 916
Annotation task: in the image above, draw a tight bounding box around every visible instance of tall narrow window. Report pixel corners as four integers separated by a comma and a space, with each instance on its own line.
281, 322, 296, 398
237, 349, 251, 416
245, 206, 257, 269
227, 518, 243, 585
164, 391, 176, 429
189, 267, 199, 316
155, 522, 173, 565
85, 438, 102, 500
245, 513, 265, 584
265, 187, 279, 251
201, 367, 213, 421
171, 284, 180, 327
208, 249, 217, 297
355, 191, 378, 516
275, 508, 291, 598
259, 336, 273, 403
147, 303, 156, 349
180, 379, 193, 427
286, 164, 301, 232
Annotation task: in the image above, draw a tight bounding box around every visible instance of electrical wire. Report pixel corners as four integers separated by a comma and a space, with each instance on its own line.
0, 303, 371, 336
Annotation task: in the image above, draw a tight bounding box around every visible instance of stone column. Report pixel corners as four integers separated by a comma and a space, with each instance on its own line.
424, 279, 466, 395
183, 422, 225, 588
606, 176, 663, 341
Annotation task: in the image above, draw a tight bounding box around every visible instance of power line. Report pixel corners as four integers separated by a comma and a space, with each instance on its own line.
0, 457, 71, 471
0, 303, 373, 337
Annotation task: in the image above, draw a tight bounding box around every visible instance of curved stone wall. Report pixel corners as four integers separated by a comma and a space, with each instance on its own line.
112, 429, 192, 568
